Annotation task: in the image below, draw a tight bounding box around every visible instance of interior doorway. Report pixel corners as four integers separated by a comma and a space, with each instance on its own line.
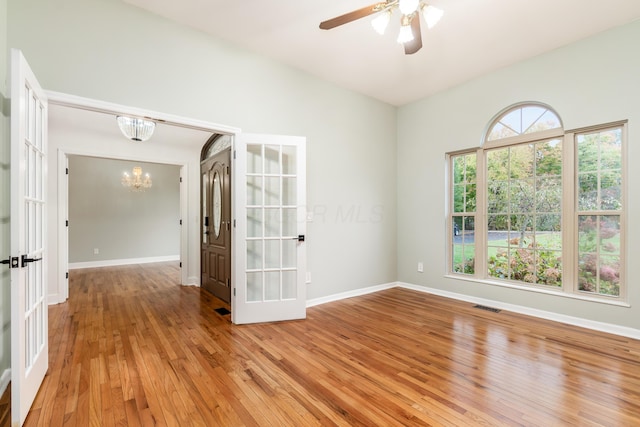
200, 135, 232, 303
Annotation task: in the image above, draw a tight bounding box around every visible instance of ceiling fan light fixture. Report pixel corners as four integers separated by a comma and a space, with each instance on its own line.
371, 10, 392, 35
116, 116, 156, 142
397, 23, 414, 44
422, 4, 444, 29
398, 0, 420, 15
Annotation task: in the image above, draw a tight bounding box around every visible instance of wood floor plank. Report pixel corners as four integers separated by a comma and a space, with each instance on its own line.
18, 262, 640, 426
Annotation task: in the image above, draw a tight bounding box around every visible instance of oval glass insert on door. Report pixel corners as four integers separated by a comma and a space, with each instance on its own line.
213, 171, 222, 238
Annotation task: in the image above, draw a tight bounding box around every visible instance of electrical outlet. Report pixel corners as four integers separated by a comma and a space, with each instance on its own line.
417, 262, 424, 273
94, 248, 99, 255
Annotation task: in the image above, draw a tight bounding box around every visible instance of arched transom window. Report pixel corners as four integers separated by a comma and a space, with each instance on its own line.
487, 103, 562, 141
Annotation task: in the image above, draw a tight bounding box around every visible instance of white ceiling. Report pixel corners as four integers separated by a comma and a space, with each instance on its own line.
122, 0, 640, 106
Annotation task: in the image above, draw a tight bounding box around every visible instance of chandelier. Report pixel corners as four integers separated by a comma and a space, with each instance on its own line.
122, 166, 152, 192
373, 1, 444, 42
319, 0, 444, 54
116, 116, 156, 142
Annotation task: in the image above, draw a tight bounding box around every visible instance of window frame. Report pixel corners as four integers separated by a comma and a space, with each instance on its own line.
446, 103, 627, 305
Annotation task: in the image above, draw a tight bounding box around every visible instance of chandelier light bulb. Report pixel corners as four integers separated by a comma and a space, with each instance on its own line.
398, 0, 420, 15
422, 5, 444, 29
122, 166, 152, 192
371, 10, 392, 35
397, 24, 414, 44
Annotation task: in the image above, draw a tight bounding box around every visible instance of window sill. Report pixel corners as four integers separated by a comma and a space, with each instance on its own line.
444, 274, 631, 308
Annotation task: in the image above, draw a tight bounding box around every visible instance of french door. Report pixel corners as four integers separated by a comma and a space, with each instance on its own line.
233, 134, 307, 324
10, 49, 48, 426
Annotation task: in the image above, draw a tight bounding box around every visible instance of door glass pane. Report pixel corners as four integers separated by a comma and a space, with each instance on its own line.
203, 134, 232, 160
265, 177, 280, 205
265, 240, 280, 269
264, 208, 280, 237
247, 144, 262, 174
282, 208, 297, 237
282, 240, 296, 268
213, 171, 222, 238
282, 271, 296, 299
265, 271, 280, 301
247, 240, 262, 269
247, 208, 263, 238
265, 145, 280, 174
282, 145, 296, 174
247, 272, 262, 302
282, 177, 296, 206
247, 176, 262, 206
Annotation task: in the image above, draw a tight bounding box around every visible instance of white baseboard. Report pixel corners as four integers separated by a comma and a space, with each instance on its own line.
186, 276, 200, 286
48, 293, 60, 305
305, 281, 640, 340
69, 255, 180, 270
306, 282, 396, 307
397, 282, 640, 341
0, 368, 10, 397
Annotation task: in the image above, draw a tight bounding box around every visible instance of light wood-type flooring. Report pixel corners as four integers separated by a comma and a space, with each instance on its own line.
22, 262, 640, 426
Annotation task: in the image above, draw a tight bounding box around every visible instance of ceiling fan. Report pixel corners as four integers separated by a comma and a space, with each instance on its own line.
319, 0, 444, 55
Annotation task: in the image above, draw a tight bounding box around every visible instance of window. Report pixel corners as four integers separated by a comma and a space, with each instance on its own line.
448, 103, 626, 302
576, 128, 623, 296
452, 154, 476, 274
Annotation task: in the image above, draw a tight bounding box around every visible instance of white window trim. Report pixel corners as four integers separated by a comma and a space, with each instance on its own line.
447, 106, 627, 305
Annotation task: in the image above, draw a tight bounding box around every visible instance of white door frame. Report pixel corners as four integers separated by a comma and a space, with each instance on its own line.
56, 151, 188, 292
46, 91, 240, 302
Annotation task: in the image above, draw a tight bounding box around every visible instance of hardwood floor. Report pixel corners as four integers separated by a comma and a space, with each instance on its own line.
0, 383, 9, 427
22, 262, 640, 426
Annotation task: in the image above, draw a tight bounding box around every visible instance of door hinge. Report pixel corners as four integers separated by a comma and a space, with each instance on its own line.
66, 272, 69, 279
233, 219, 236, 228
234, 288, 236, 296
1, 257, 20, 269
179, 219, 182, 225
226, 166, 229, 175
179, 262, 182, 268
180, 177, 183, 183
233, 150, 236, 159
66, 167, 69, 175
227, 278, 230, 286
66, 220, 69, 227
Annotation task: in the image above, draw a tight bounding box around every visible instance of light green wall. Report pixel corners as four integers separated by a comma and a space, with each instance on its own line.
7, 0, 398, 300
68, 156, 180, 264
0, 0, 10, 387
397, 21, 640, 329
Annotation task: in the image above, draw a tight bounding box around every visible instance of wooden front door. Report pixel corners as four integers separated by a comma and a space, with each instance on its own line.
201, 149, 231, 302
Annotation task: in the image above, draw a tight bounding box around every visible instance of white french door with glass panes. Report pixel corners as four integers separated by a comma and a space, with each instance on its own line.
10, 49, 49, 426
233, 134, 306, 324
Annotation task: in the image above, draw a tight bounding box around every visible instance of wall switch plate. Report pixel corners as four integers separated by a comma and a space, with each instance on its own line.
94, 248, 99, 255
417, 262, 423, 273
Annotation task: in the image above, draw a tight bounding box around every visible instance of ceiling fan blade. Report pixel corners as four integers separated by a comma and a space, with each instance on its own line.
319, 3, 387, 30
404, 14, 423, 55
